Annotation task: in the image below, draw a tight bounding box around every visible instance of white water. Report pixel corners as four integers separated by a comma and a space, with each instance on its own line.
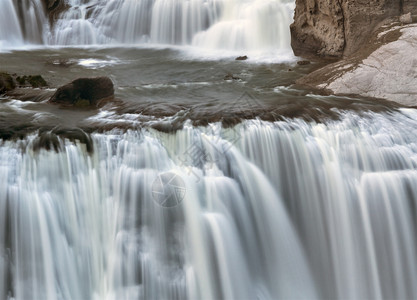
0, 0, 47, 47
0, 0, 24, 47
1, 0, 294, 54
1, 110, 417, 299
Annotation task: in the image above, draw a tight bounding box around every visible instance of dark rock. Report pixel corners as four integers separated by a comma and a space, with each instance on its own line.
32, 127, 93, 153
49, 77, 114, 106
224, 73, 241, 81
42, 0, 69, 24
235, 55, 248, 61
297, 60, 311, 65
16, 75, 48, 88
0, 72, 16, 94
28, 75, 48, 88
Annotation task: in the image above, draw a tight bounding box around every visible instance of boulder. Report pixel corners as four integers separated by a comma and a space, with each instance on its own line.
0, 72, 16, 94
49, 77, 114, 107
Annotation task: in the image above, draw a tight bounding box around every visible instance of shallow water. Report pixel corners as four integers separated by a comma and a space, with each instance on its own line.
0, 47, 401, 139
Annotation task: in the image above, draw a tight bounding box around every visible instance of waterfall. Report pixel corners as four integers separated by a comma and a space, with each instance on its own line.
13, 0, 47, 44
0, 0, 24, 47
1, 0, 294, 52
1, 109, 417, 299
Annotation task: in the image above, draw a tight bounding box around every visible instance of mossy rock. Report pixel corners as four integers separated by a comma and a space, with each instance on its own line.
49, 77, 114, 106
74, 99, 91, 107
0, 72, 16, 94
16, 76, 26, 85
16, 75, 48, 88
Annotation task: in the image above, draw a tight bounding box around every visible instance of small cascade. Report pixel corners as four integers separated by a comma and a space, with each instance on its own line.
192, 0, 294, 51
0, 0, 24, 47
0, 0, 47, 48
47, 0, 294, 52
13, 0, 47, 44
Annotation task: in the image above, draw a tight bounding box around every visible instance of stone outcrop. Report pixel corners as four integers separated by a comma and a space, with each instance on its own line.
291, 0, 417, 57
49, 77, 114, 107
0, 73, 15, 94
297, 24, 417, 106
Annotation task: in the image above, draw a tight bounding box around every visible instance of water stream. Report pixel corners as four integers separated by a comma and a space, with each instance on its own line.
0, 0, 416, 299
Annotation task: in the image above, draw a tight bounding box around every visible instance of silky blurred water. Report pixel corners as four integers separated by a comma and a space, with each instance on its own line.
1, 109, 417, 299
1, 0, 416, 299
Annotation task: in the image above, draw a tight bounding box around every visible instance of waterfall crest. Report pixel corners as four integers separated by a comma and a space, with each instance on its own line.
1, 110, 417, 299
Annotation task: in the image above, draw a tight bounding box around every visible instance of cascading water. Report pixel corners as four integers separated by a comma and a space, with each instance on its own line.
1, 110, 417, 299
0, 0, 24, 47
0, 0, 46, 47
1, 0, 294, 53
2, 0, 417, 299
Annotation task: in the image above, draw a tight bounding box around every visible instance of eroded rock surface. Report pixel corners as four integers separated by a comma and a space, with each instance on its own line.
291, 0, 417, 57
298, 25, 417, 106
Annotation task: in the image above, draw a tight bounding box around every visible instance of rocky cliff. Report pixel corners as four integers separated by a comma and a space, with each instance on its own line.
297, 23, 417, 106
291, 0, 417, 57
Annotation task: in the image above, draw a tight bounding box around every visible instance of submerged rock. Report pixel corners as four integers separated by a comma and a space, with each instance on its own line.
235, 55, 248, 61
224, 73, 241, 81
0, 72, 15, 94
49, 77, 114, 107
297, 60, 311, 66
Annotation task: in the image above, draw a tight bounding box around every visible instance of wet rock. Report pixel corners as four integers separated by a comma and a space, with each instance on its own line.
16, 75, 48, 88
224, 73, 241, 81
42, 0, 69, 23
47, 58, 75, 68
235, 55, 248, 61
32, 127, 94, 153
400, 12, 413, 24
297, 60, 311, 65
0, 72, 16, 94
49, 77, 114, 106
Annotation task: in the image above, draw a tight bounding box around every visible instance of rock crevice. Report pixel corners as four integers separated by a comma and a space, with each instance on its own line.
291, 0, 417, 57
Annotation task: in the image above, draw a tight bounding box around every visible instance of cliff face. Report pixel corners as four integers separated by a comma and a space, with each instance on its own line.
291, 0, 417, 57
